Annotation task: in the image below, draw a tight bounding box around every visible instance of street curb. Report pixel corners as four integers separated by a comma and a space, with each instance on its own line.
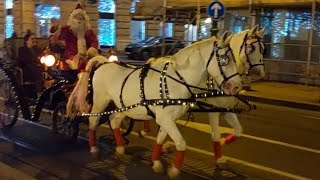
240, 95, 320, 112
0, 162, 36, 180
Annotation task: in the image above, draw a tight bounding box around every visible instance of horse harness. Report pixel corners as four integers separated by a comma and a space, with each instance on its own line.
239, 33, 265, 69
79, 41, 256, 118
206, 41, 239, 90
116, 41, 242, 118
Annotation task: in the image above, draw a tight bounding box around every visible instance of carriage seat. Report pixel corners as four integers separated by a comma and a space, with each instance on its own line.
48, 68, 78, 83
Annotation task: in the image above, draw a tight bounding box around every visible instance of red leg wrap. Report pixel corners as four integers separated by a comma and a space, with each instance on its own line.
174, 151, 185, 170
113, 128, 124, 146
152, 143, 163, 161
225, 134, 237, 145
213, 141, 222, 160
89, 129, 96, 147
144, 121, 150, 133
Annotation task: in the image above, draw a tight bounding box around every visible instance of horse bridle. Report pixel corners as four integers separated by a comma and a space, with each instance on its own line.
206, 41, 239, 89
240, 33, 265, 69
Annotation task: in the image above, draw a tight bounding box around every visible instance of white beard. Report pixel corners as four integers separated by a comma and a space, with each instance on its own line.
69, 19, 87, 55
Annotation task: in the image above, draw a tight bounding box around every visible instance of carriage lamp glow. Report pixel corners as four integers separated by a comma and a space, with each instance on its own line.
109, 55, 118, 62
40, 54, 56, 67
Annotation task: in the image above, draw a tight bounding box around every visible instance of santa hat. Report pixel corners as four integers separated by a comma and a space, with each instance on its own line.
70, 3, 86, 17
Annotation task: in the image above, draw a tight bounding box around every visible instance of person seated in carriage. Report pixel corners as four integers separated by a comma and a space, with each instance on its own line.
17, 33, 43, 99
50, 3, 99, 73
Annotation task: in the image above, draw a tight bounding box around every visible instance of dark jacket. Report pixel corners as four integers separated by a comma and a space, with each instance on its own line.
17, 46, 42, 83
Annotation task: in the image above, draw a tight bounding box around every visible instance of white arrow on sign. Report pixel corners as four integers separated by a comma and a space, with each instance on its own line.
211, 3, 222, 18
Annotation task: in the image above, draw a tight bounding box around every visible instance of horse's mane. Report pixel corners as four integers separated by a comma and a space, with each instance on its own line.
172, 37, 215, 66
229, 29, 250, 68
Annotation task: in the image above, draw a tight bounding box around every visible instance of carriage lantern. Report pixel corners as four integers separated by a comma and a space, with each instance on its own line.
40, 54, 56, 67
109, 54, 118, 62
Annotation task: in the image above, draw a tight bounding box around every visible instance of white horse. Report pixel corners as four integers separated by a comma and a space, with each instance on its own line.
206, 25, 266, 163
141, 25, 266, 163
68, 32, 242, 178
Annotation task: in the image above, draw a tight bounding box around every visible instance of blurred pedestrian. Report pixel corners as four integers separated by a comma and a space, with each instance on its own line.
17, 33, 43, 98
0, 34, 13, 66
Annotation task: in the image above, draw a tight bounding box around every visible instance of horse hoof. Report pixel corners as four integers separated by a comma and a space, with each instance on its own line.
152, 160, 164, 173
90, 146, 99, 154
216, 158, 228, 169
116, 146, 125, 155
167, 165, 180, 179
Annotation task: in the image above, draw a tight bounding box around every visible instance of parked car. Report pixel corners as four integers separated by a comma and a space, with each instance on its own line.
124, 36, 185, 60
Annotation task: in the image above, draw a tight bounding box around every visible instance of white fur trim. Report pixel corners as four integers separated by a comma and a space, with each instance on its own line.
70, 9, 84, 19
77, 35, 87, 54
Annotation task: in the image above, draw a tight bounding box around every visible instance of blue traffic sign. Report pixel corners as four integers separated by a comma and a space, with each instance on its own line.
207, 0, 225, 20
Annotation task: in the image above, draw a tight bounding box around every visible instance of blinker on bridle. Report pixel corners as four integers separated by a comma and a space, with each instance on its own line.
206, 41, 239, 89
240, 33, 265, 69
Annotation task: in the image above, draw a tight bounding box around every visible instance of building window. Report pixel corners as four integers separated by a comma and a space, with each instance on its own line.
159, 22, 173, 37
258, 9, 311, 61
184, 24, 197, 45
231, 16, 250, 33
5, 0, 13, 9
5, 0, 14, 38
5, 15, 14, 38
130, 0, 140, 13
312, 9, 320, 63
98, 0, 116, 47
98, 0, 115, 13
199, 18, 212, 40
34, 5, 60, 37
222, 13, 250, 34
98, 19, 116, 47
130, 20, 146, 43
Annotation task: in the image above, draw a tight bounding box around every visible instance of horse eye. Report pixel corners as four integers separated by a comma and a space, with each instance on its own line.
246, 45, 254, 54
219, 56, 229, 66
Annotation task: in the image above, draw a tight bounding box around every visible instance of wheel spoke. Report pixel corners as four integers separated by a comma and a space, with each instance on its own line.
0, 76, 18, 129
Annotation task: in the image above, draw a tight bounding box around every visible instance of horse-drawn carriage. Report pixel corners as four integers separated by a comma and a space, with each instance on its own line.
1, 24, 266, 179
0, 47, 134, 142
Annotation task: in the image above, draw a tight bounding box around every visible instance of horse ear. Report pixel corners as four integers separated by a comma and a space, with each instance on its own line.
224, 34, 233, 47
249, 25, 259, 36
218, 32, 233, 47
256, 26, 266, 38
217, 31, 229, 47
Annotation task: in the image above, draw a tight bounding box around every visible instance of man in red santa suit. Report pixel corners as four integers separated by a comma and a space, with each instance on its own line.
53, 3, 98, 72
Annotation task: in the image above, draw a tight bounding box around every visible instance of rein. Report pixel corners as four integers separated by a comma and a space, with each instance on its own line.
77, 41, 252, 117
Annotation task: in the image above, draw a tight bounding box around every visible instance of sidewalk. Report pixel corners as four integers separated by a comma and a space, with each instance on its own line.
241, 81, 320, 111
0, 162, 36, 180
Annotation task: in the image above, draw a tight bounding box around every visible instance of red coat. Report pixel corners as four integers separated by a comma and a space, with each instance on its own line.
58, 26, 98, 70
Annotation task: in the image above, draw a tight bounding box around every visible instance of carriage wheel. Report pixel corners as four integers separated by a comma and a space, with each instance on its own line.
52, 101, 79, 142
0, 77, 19, 129
119, 116, 134, 137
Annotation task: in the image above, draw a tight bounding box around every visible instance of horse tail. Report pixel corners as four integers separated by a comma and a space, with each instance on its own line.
67, 56, 108, 118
